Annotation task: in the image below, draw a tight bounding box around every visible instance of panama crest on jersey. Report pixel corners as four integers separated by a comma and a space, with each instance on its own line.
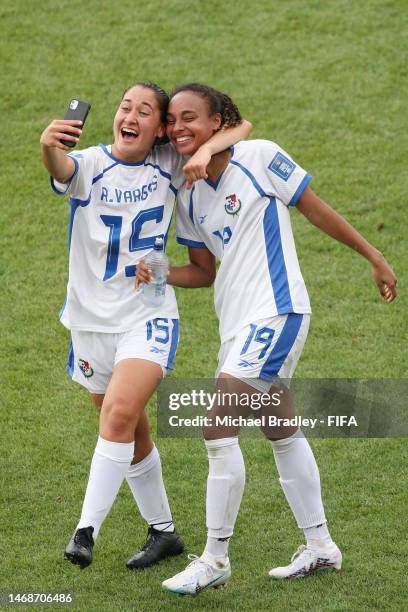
78, 358, 94, 378
224, 194, 242, 216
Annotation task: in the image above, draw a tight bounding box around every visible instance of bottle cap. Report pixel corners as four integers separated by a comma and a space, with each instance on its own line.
153, 236, 164, 251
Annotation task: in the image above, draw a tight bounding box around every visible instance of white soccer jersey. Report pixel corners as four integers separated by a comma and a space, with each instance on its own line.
52, 143, 184, 332
176, 140, 312, 342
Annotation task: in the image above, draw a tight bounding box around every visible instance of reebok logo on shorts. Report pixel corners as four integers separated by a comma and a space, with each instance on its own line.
78, 358, 94, 378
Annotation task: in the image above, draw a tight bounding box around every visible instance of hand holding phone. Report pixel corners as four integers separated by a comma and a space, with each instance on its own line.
60, 99, 91, 148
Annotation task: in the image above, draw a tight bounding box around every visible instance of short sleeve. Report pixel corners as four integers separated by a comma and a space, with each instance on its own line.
152, 143, 186, 191
50, 147, 98, 200
176, 187, 208, 249
255, 140, 312, 206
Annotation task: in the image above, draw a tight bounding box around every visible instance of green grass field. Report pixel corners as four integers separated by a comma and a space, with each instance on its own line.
1, 0, 407, 610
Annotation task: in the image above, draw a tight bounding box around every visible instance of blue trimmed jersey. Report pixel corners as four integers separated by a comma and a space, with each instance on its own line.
176, 140, 312, 342
52, 143, 184, 332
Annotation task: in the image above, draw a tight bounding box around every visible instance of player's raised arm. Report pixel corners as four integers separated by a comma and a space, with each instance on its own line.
182, 120, 252, 189
40, 119, 81, 183
296, 186, 397, 302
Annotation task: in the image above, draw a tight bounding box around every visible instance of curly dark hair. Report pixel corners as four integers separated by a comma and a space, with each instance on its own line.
169, 83, 242, 129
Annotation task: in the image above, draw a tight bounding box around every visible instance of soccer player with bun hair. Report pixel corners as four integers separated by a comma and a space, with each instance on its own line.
137, 82, 397, 594
169, 82, 244, 130
40, 82, 252, 571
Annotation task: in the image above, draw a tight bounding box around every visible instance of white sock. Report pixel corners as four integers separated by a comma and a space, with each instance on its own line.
271, 431, 333, 544
303, 522, 333, 548
204, 536, 231, 559
126, 445, 174, 532
203, 437, 245, 560
77, 436, 134, 540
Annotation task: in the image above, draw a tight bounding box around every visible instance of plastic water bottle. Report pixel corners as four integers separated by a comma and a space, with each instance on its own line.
140, 237, 169, 307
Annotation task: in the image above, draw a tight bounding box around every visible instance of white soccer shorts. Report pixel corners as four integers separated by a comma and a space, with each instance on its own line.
216, 314, 310, 392
67, 317, 179, 393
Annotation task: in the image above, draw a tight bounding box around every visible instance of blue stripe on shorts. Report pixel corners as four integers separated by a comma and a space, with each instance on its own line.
166, 319, 179, 370
259, 314, 303, 381
66, 336, 75, 378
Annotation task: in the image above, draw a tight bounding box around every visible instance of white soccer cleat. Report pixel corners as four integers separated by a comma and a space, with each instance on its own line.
269, 543, 342, 579
162, 553, 231, 596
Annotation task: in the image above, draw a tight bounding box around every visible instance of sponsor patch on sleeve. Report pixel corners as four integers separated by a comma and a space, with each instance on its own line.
268, 152, 295, 182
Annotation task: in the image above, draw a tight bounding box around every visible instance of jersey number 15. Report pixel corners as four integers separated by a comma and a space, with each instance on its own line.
100, 205, 164, 280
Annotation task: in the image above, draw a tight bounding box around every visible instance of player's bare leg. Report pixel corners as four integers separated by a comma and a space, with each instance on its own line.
65, 360, 182, 568
91, 392, 154, 460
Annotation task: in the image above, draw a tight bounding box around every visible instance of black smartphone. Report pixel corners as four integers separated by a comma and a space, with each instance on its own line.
61, 98, 91, 148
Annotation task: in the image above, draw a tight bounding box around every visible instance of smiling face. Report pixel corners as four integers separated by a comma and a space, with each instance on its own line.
112, 85, 165, 162
166, 91, 221, 156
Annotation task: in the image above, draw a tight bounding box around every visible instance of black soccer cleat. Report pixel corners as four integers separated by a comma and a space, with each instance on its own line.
64, 526, 94, 569
126, 526, 184, 570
